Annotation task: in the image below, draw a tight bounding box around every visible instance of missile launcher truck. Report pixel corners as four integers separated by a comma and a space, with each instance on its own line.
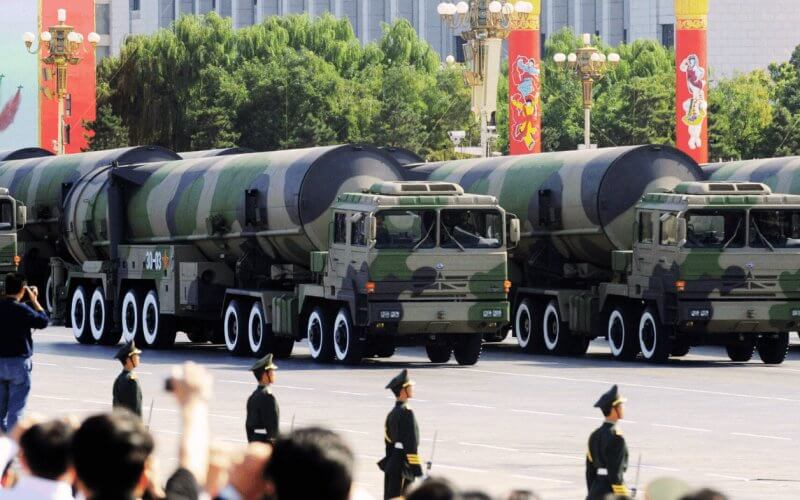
407, 145, 800, 364
25, 145, 514, 365
0, 188, 26, 294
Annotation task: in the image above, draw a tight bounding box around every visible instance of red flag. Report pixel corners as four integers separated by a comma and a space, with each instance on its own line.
0, 88, 21, 132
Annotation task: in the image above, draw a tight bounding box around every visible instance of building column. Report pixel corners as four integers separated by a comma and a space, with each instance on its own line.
306, 0, 314, 17
508, 0, 542, 154
332, 0, 341, 17
674, 0, 708, 164
389, 0, 397, 21
567, 0, 581, 34
194, 0, 200, 15
544, 0, 554, 37
599, 0, 610, 39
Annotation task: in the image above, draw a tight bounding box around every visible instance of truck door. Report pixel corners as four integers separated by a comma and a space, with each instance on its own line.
329, 211, 351, 286
348, 213, 368, 292
633, 210, 656, 286
656, 212, 680, 274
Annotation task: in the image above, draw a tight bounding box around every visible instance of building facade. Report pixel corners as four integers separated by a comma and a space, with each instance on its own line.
101, 0, 800, 79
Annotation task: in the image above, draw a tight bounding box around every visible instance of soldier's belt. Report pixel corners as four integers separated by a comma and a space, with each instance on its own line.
394, 442, 404, 449
254, 429, 268, 435
596, 468, 608, 476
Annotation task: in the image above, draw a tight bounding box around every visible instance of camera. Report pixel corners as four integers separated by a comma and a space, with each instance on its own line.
164, 365, 184, 392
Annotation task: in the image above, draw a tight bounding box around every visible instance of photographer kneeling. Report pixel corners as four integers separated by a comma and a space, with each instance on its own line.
0, 273, 48, 433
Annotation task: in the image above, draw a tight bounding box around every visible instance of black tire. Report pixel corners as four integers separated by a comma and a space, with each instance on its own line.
224, 299, 249, 356
90, 286, 121, 346
671, 339, 691, 357
186, 330, 211, 343
607, 305, 640, 361
542, 300, 572, 355
371, 341, 396, 358
307, 306, 334, 363
638, 306, 672, 363
210, 321, 225, 344
71, 286, 93, 345
248, 301, 270, 357
514, 298, 545, 353
426, 344, 452, 363
726, 339, 755, 362
121, 289, 144, 345
141, 290, 176, 349
757, 333, 789, 365
568, 337, 591, 356
332, 307, 364, 364
454, 335, 482, 365
273, 338, 295, 359
483, 329, 509, 342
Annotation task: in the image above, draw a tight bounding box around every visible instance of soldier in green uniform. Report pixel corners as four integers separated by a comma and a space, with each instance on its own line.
112, 341, 143, 417
246, 353, 279, 444
378, 369, 423, 500
585, 385, 630, 499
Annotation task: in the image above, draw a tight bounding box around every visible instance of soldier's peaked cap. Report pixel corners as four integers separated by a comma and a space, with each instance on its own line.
594, 385, 626, 413
114, 341, 142, 362
251, 353, 278, 372
385, 369, 415, 392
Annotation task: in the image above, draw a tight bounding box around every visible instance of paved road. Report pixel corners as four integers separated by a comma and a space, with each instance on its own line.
24, 327, 800, 499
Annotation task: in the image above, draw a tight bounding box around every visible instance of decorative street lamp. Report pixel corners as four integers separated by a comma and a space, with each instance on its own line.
23, 9, 99, 155
554, 33, 620, 149
438, 1, 519, 157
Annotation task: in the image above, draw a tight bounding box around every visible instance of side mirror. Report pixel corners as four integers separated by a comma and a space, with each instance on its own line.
509, 217, 520, 244
369, 214, 377, 244
677, 218, 687, 246
16, 203, 26, 229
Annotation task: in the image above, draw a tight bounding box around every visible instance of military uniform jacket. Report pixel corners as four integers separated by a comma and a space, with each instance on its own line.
378, 402, 423, 479
246, 385, 279, 443
585, 421, 629, 499
112, 369, 142, 417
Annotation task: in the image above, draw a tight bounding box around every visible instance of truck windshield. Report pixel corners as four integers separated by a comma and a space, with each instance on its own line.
0, 201, 12, 230
749, 209, 800, 248
375, 210, 436, 249
684, 210, 745, 248
441, 209, 503, 249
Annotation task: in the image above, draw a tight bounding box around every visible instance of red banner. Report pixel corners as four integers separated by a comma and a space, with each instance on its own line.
675, 19, 708, 164
508, 28, 541, 155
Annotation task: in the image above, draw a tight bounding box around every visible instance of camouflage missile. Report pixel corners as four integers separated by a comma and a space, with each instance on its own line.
406, 145, 702, 272
378, 146, 424, 167
0, 147, 53, 161
61, 145, 405, 266
704, 157, 800, 193
178, 147, 254, 159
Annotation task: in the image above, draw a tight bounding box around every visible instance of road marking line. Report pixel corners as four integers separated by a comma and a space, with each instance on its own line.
209, 413, 238, 420
511, 409, 564, 417
332, 391, 369, 396
80, 400, 110, 406
641, 465, 681, 472
463, 369, 800, 403
31, 395, 71, 401
76, 366, 102, 371
448, 402, 495, 409
510, 474, 573, 485
434, 464, 487, 474
219, 379, 315, 391
705, 473, 750, 481
34, 362, 58, 367
731, 432, 791, 441
652, 423, 711, 433
536, 452, 583, 461
459, 442, 519, 452
221, 438, 248, 444
333, 428, 370, 435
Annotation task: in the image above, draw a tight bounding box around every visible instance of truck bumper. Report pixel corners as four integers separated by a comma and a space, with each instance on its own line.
677, 300, 800, 334
367, 300, 510, 335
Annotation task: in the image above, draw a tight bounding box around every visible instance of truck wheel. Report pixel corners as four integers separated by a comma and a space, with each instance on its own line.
515, 298, 544, 353
90, 286, 121, 345
483, 329, 509, 343
454, 335, 482, 365
726, 339, 754, 362
224, 300, 249, 356
568, 337, 591, 356
121, 289, 143, 344
273, 338, 295, 359
333, 307, 364, 364
607, 306, 639, 361
757, 333, 789, 364
307, 306, 334, 363
45, 275, 55, 314
373, 341, 395, 358
425, 344, 452, 363
71, 286, 93, 345
638, 307, 672, 363
141, 290, 176, 349
248, 301, 269, 357
542, 300, 571, 355
671, 340, 691, 357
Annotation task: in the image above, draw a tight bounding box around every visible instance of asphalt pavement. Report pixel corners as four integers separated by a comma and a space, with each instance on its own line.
23, 327, 800, 499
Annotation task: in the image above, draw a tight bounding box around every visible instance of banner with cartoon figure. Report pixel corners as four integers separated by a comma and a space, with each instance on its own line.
0, 2, 39, 149
508, 1, 541, 155
675, 0, 708, 164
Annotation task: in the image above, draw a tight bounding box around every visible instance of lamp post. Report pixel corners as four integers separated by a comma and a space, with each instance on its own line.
554, 33, 620, 149
23, 9, 99, 155
438, 1, 517, 157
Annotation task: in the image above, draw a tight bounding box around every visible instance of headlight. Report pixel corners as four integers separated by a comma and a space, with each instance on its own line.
688, 308, 711, 319
380, 310, 401, 320
483, 309, 503, 318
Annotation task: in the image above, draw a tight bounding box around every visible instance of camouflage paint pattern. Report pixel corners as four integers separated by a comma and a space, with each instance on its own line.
62, 145, 405, 267
704, 157, 800, 193
0, 148, 53, 161
178, 147, 254, 159
406, 145, 702, 283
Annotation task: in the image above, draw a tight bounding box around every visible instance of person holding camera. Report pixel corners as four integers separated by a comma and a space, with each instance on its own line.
113, 341, 143, 417
0, 273, 48, 433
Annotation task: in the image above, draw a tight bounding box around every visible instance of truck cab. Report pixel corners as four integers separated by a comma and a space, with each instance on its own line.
275, 181, 517, 365
606, 182, 800, 363
0, 188, 25, 289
